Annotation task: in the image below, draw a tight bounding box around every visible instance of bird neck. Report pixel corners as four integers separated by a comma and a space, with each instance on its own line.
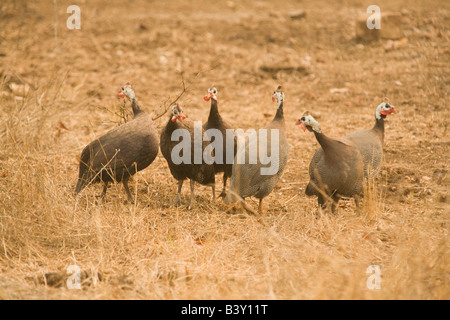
207, 99, 222, 123
272, 99, 284, 122
166, 114, 183, 132
314, 131, 345, 162
314, 131, 333, 150
130, 98, 143, 117
373, 116, 385, 142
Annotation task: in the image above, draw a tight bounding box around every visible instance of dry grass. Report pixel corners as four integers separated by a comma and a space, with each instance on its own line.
0, 0, 448, 299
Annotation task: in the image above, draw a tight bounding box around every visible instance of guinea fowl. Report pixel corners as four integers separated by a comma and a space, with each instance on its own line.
160, 103, 215, 209
75, 83, 159, 202
296, 112, 364, 212
203, 87, 235, 198
224, 86, 289, 216
345, 102, 395, 180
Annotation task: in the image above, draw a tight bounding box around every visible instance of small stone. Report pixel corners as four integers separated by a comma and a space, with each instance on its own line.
9, 83, 30, 97
290, 10, 306, 20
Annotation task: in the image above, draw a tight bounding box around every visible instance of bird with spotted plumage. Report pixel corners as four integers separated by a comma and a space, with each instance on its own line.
224, 86, 289, 216
75, 83, 159, 203
159, 103, 216, 209
296, 111, 364, 212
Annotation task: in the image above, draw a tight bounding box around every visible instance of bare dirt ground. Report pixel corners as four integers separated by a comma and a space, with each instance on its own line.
0, 0, 448, 299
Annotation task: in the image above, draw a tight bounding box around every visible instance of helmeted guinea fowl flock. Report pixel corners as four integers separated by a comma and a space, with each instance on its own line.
76, 82, 395, 218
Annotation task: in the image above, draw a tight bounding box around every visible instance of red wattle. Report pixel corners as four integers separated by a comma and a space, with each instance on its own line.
300, 122, 307, 132
380, 106, 396, 115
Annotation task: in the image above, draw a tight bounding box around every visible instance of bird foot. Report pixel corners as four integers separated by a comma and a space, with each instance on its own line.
218, 190, 227, 199
173, 197, 182, 207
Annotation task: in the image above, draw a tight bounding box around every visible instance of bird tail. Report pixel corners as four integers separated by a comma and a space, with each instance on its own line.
305, 182, 316, 196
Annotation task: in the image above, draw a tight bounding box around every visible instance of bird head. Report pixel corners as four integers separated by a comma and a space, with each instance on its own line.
296, 111, 321, 133
171, 103, 187, 122
203, 87, 218, 101
376, 102, 396, 120
118, 82, 135, 100
272, 86, 284, 103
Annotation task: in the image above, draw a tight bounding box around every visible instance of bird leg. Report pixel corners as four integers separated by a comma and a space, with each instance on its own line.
258, 198, 264, 215
174, 180, 184, 207
331, 194, 340, 213
317, 194, 325, 209
313, 194, 326, 218
354, 193, 363, 214
96, 182, 109, 201
123, 178, 134, 204
211, 184, 216, 203
219, 174, 229, 198
187, 179, 195, 210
